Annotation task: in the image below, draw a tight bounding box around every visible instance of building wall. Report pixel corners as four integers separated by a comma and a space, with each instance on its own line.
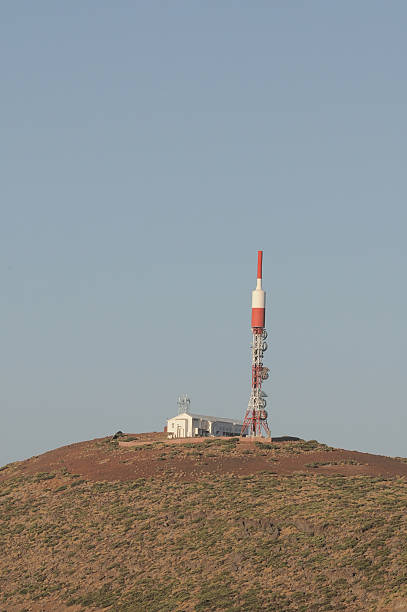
192, 417, 210, 437
167, 414, 242, 438
167, 416, 192, 438
211, 421, 241, 436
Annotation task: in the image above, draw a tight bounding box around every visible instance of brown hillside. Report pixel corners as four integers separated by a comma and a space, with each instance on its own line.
1, 435, 407, 612
2, 434, 407, 483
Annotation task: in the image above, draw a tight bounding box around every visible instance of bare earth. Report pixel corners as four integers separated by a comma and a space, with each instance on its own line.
2, 433, 407, 483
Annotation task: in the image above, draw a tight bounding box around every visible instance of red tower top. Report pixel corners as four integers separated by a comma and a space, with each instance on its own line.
251, 250, 265, 329
257, 250, 263, 280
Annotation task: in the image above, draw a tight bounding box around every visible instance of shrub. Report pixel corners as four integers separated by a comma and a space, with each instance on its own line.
34, 472, 56, 481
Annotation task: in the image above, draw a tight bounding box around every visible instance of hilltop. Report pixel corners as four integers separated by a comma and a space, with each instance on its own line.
1, 435, 407, 611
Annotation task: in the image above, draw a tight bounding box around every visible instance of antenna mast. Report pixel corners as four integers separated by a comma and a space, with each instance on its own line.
241, 251, 271, 437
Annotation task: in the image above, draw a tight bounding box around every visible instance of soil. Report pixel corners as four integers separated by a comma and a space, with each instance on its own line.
2, 433, 407, 483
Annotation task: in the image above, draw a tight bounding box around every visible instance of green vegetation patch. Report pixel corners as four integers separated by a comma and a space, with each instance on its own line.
305, 459, 362, 468
254, 439, 335, 456
33, 472, 56, 482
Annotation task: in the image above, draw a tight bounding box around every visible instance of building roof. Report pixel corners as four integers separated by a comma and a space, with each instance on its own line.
168, 412, 243, 425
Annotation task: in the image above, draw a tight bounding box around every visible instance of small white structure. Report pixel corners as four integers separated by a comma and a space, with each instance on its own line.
167, 412, 243, 438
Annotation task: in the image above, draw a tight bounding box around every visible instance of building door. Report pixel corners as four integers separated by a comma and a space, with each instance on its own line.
177, 425, 184, 438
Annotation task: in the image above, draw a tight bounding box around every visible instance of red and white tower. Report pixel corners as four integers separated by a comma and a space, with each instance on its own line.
241, 251, 271, 437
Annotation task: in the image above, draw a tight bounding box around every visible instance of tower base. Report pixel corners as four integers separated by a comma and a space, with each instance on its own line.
241, 410, 270, 437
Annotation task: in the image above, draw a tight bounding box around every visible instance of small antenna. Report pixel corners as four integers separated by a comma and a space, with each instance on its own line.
177, 394, 191, 414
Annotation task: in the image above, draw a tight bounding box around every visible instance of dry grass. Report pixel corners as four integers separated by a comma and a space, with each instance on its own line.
1, 439, 407, 611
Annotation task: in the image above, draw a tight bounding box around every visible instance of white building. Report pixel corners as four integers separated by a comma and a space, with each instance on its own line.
167, 412, 243, 438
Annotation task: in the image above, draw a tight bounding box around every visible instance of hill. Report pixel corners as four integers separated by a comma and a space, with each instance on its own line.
1, 435, 407, 611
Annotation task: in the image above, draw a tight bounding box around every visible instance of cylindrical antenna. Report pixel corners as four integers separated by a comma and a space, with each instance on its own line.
257, 250, 263, 279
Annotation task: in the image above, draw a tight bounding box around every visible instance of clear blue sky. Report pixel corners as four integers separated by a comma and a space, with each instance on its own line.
1, 2, 406, 466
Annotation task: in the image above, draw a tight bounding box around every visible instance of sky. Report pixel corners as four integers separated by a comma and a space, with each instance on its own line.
1, 2, 406, 466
